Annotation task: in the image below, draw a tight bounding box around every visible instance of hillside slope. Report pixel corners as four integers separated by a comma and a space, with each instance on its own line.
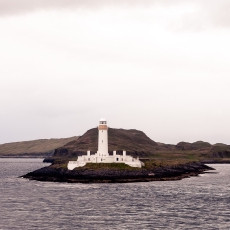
53, 128, 158, 158
52, 129, 230, 163
0, 136, 79, 157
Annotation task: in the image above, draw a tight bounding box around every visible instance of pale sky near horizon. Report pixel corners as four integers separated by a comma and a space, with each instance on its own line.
0, 0, 230, 145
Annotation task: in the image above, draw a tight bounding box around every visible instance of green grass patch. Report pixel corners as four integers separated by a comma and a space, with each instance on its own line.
50, 162, 68, 169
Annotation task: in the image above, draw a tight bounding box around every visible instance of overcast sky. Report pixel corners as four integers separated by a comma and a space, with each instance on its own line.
1, 0, 230, 145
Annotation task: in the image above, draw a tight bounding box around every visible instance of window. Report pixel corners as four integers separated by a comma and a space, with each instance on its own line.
117, 158, 119, 161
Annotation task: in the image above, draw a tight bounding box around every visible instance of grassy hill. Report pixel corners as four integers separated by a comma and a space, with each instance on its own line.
53, 128, 158, 159
51, 128, 230, 164
2, 126, 230, 164
0, 137, 79, 157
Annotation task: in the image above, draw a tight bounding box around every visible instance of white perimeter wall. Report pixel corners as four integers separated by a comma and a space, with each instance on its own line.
68, 153, 143, 170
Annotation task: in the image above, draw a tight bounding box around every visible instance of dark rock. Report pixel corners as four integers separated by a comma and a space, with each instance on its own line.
22, 162, 214, 183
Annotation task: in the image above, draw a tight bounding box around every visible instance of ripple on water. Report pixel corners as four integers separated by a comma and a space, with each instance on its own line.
0, 160, 230, 230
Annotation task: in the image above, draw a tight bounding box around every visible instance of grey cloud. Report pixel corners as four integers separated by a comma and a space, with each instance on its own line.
190, 0, 230, 29
0, 0, 155, 16
207, 1, 230, 28
1, 0, 230, 29
0, 0, 204, 16
165, 0, 230, 30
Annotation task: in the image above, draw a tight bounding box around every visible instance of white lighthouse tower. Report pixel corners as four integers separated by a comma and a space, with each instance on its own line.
97, 118, 109, 156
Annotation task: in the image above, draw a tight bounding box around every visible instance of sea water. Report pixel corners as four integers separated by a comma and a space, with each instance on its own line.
0, 158, 230, 230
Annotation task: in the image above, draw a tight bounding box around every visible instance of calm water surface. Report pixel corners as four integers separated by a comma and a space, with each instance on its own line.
0, 158, 230, 230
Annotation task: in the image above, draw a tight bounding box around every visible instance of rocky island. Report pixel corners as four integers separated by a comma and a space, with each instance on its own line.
23, 161, 213, 183
22, 119, 230, 183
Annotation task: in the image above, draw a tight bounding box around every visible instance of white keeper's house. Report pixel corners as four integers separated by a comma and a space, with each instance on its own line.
67, 119, 144, 170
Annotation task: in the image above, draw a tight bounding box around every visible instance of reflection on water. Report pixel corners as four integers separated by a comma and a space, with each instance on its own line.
0, 159, 230, 230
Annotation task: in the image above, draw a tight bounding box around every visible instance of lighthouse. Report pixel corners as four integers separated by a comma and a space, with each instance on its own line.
67, 119, 144, 170
97, 118, 109, 156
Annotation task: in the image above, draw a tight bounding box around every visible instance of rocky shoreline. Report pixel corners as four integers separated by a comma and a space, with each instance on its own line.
22, 162, 214, 183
